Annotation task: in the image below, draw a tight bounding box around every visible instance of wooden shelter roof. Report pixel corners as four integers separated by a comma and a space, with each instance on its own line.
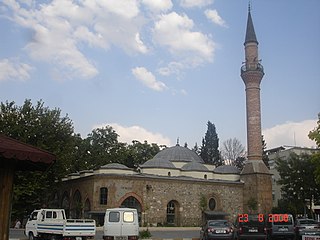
0, 134, 56, 170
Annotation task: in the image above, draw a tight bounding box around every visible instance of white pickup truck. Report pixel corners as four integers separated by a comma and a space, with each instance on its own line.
25, 209, 96, 240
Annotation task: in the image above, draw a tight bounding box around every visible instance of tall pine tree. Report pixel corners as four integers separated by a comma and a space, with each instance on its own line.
200, 121, 222, 166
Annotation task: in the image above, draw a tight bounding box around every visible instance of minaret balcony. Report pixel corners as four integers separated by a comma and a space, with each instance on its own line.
241, 62, 264, 74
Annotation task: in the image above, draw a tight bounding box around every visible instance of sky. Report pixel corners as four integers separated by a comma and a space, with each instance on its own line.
0, 0, 319, 151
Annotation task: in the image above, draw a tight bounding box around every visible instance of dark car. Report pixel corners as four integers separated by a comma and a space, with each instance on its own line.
234, 214, 267, 240
200, 220, 235, 240
266, 214, 295, 240
295, 218, 320, 240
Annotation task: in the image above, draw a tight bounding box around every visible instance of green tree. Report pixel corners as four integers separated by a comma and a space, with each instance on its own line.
83, 125, 122, 168
276, 153, 320, 216
0, 99, 77, 218
309, 113, 320, 147
123, 140, 161, 168
309, 113, 320, 184
200, 121, 222, 166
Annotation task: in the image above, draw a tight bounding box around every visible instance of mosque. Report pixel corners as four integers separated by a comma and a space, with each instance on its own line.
56, 7, 272, 226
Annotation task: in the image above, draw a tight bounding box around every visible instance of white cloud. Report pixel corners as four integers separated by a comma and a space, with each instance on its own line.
153, 12, 215, 66
158, 61, 184, 77
205, 9, 227, 27
95, 123, 171, 146
2, 0, 147, 80
132, 67, 167, 91
0, 58, 33, 82
142, 0, 173, 12
262, 119, 317, 149
180, 0, 213, 8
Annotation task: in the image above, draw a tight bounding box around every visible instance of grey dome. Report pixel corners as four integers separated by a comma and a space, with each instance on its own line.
153, 145, 204, 163
101, 163, 130, 170
181, 162, 208, 172
141, 158, 176, 169
214, 165, 240, 174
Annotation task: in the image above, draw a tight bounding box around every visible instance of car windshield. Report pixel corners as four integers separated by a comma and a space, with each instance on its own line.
274, 216, 293, 225
240, 216, 265, 226
209, 221, 230, 227
298, 219, 317, 225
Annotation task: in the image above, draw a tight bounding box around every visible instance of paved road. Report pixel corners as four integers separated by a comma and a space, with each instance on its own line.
10, 227, 201, 240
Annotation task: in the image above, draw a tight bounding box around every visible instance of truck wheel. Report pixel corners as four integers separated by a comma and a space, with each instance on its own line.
28, 232, 36, 240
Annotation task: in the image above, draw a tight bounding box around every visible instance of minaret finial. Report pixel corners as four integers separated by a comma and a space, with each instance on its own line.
248, 1, 251, 12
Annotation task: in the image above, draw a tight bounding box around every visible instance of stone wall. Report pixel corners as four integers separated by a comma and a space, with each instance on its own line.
58, 174, 244, 226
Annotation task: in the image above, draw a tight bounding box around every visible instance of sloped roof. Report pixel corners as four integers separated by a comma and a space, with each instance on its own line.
153, 145, 204, 163
0, 134, 56, 170
181, 161, 209, 172
141, 157, 176, 169
101, 163, 130, 170
214, 165, 240, 174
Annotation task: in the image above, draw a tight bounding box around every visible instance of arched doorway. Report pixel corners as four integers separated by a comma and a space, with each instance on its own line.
84, 199, 91, 219
166, 200, 180, 226
71, 190, 82, 218
61, 192, 70, 218
120, 196, 142, 224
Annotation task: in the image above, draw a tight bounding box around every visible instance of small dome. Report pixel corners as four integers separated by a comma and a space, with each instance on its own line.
101, 163, 130, 170
153, 145, 204, 163
214, 165, 240, 174
181, 162, 208, 172
141, 158, 176, 169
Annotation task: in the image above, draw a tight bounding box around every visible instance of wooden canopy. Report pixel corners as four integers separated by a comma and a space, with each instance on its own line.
0, 134, 56, 240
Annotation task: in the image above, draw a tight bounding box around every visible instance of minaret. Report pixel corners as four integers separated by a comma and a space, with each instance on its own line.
240, 5, 272, 214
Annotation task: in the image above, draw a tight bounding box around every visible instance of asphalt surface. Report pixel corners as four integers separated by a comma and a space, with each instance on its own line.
10, 227, 201, 240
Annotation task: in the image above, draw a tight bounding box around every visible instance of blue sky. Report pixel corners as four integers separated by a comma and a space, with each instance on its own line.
0, 0, 319, 150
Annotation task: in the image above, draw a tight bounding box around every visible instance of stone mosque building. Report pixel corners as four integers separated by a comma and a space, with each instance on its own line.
56, 8, 272, 226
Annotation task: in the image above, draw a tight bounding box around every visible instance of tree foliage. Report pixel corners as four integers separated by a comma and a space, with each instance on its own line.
0, 99, 76, 218
200, 121, 222, 166
309, 113, 320, 147
308, 114, 320, 184
276, 153, 320, 216
1, 99, 163, 221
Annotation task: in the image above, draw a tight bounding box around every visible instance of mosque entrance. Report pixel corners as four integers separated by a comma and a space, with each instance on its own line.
166, 200, 180, 226
120, 196, 142, 224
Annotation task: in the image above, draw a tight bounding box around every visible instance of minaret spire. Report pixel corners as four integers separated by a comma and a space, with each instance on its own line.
245, 4, 258, 45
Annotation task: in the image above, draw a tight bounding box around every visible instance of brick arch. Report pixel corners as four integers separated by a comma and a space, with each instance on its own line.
118, 192, 144, 211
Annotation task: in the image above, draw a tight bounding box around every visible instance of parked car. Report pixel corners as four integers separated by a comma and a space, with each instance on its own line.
200, 220, 235, 240
234, 214, 267, 240
295, 218, 320, 240
266, 214, 295, 240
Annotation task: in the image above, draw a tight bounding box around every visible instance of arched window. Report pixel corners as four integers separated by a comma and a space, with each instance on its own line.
208, 197, 216, 211
100, 187, 108, 205
84, 199, 91, 218
204, 174, 207, 179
